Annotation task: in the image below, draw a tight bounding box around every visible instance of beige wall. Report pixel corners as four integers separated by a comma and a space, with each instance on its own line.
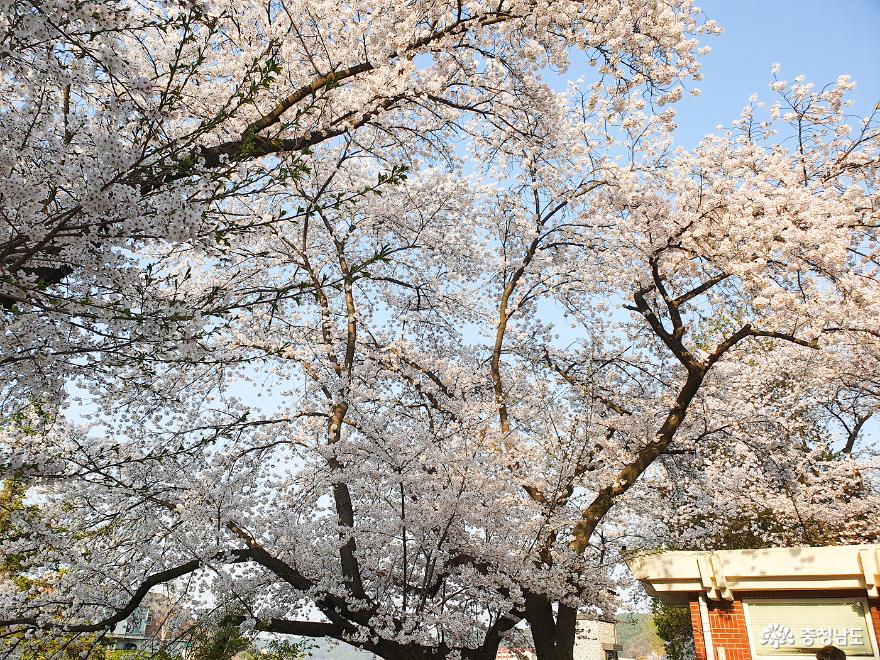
574, 619, 617, 660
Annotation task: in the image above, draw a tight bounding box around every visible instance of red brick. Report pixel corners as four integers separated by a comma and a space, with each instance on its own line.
688, 591, 880, 660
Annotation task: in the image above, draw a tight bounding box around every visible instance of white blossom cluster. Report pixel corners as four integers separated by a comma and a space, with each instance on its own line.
0, 2, 878, 660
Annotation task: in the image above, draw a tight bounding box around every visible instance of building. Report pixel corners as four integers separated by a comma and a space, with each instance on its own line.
628, 544, 880, 660
107, 594, 192, 656
575, 616, 623, 660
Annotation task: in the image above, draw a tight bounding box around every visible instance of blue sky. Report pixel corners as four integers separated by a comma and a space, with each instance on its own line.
674, 0, 880, 147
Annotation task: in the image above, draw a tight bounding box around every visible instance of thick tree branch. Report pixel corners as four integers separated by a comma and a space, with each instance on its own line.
0, 549, 252, 633
258, 618, 342, 637
569, 367, 705, 554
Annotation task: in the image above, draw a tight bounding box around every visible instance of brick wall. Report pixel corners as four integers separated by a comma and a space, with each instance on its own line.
688, 591, 880, 660
707, 599, 752, 660
690, 601, 707, 660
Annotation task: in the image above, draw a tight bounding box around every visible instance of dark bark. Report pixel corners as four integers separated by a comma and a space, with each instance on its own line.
0, 549, 252, 633
525, 594, 580, 660
0, 265, 72, 309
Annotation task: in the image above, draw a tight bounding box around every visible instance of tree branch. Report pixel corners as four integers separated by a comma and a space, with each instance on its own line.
0, 549, 252, 633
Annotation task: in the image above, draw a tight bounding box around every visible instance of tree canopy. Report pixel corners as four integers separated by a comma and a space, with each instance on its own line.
1, 2, 878, 660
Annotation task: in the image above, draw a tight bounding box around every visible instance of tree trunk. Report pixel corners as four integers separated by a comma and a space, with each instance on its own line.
526, 595, 579, 660
469, 647, 506, 660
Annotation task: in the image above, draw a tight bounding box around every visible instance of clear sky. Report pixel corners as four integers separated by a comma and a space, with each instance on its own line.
673, 0, 880, 147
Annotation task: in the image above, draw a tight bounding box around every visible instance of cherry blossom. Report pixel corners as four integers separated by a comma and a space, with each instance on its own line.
1, 3, 879, 660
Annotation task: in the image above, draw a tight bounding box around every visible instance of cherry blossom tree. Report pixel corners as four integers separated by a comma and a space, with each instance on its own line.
2, 1, 880, 659
0, 0, 714, 420
3, 67, 879, 660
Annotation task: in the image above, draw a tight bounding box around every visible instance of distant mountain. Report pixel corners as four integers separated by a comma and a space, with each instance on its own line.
616, 613, 666, 660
